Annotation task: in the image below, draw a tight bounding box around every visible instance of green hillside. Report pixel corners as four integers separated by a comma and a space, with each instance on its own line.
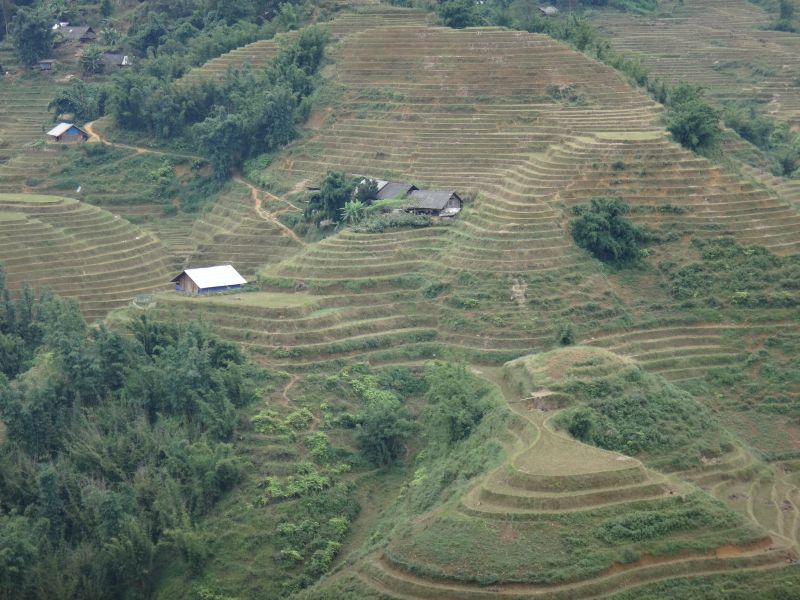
0, 0, 799, 598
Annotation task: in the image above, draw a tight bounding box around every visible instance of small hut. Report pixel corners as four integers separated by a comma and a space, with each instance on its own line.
58, 26, 96, 43
171, 265, 247, 295
404, 190, 463, 217
38, 59, 57, 71
539, 6, 559, 16
46, 123, 89, 143
101, 53, 132, 70
377, 181, 418, 200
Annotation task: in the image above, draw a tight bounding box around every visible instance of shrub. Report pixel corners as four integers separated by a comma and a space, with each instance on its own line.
666, 83, 721, 151
570, 197, 647, 262
352, 211, 431, 233
553, 319, 576, 346
437, 0, 482, 28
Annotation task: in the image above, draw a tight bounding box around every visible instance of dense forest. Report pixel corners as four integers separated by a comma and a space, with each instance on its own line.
0, 265, 264, 598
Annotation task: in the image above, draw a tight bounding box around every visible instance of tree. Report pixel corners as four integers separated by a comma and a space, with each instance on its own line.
423, 363, 491, 446
48, 79, 107, 121
355, 178, 379, 204
341, 199, 366, 225
79, 45, 104, 76
437, 0, 481, 28
567, 407, 596, 442
10, 7, 54, 66
355, 394, 415, 467
304, 171, 355, 224
570, 197, 647, 263
100, 26, 120, 48
666, 83, 720, 152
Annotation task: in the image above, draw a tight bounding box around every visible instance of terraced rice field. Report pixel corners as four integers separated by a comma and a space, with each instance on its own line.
187, 181, 304, 277
0, 77, 62, 193
0, 194, 172, 320
178, 5, 434, 86
163, 9, 798, 370
594, 0, 800, 129
353, 349, 796, 599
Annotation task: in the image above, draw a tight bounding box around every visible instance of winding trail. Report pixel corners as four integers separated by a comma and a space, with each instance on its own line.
233, 172, 306, 246
83, 121, 202, 161
84, 120, 306, 246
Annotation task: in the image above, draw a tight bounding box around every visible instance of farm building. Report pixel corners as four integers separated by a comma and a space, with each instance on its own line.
101, 53, 132, 70
355, 178, 418, 202
57, 26, 96, 43
377, 181, 418, 200
171, 265, 247, 295
404, 190, 463, 217
539, 5, 559, 16
46, 123, 89, 143
38, 59, 57, 71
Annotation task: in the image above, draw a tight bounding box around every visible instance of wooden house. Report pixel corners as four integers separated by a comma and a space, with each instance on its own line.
101, 53, 132, 70
377, 181, 418, 200
404, 190, 462, 217
38, 59, 57, 71
354, 178, 418, 203
46, 122, 89, 143
171, 265, 247, 295
58, 26, 96, 43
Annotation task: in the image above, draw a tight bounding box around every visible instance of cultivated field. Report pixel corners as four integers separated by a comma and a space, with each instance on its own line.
0, 193, 172, 320
594, 0, 800, 129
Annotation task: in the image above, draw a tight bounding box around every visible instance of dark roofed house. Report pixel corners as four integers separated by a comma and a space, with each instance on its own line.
59, 26, 96, 43
377, 181, 418, 200
101, 53, 131, 70
405, 190, 462, 218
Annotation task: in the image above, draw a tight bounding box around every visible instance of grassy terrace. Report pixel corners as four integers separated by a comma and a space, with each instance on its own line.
3, 3, 788, 596
0, 193, 171, 320
594, 0, 800, 130
318, 349, 794, 599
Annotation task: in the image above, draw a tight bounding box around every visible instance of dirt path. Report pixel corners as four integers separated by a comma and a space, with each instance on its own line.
83, 121, 202, 161
84, 120, 307, 245
233, 173, 306, 246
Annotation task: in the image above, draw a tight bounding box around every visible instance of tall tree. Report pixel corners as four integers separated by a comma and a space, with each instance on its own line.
10, 6, 54, 66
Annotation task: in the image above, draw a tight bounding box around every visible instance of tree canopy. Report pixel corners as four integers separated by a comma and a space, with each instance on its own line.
570, 197, 648, 263
666, 83, 721, 152
0, 269, 263, 598
10, 6, 54, 66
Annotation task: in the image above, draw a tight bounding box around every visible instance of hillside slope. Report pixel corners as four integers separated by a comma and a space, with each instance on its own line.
0, 194, 171, 320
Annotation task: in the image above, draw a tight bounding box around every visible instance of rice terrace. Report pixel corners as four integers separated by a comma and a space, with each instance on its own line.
0, 0, 799, 599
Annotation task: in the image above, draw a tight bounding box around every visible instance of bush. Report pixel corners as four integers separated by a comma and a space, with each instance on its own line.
352, 212, 431, 233
437, 0, 482, 28
570, 197, 647, 262
666, 83, 721, 151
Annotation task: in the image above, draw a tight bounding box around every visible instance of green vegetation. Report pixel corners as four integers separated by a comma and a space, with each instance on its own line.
304, 170, 356, 225
666, 83, 722, 152
659, 237, 800, 312
556, 360, 734, 469
570, 197, 648, 262
9, 6, 53, 66
0, 294, 264, 598
724, 102, 800, 176
109, 26, 328, 176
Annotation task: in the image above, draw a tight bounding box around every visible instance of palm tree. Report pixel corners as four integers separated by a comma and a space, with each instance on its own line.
79, 45, 104, 75
341, 199, 366, 225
